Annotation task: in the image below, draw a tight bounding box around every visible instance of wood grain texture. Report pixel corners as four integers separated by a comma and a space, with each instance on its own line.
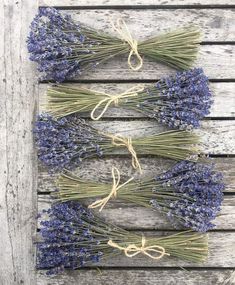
38, 195, 235, 230
37, 92, 235, 154
39, 82, 235, 117
0, 1, 38, 285
39, 0, 235, 7
38, 158, 235, 193
84, 120, 235, 154
35, 232, 235, 267
59, 9, 235, 42
36, 45, 235, 80
33, 9, 235, 80
1, 0, 234, 284
37, 269, 235, 285
37, 84, 235, 154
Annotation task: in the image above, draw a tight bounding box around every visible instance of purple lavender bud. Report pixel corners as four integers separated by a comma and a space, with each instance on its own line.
34, 113, 105, 172
151, 160, 224, 232
37, 201, 103, 274
27, 8, 94, 82
133, 68, 213, 130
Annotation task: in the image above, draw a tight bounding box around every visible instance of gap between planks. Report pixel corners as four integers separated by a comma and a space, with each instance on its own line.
38, 9, 235, 42
39, 0, 235, 8
37, 269, 235, 285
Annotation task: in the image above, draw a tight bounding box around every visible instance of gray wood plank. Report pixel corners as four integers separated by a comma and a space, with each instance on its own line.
36, 45, 234, 80
38, 195, 235, 230
35, 232, 235, 267
27, 3, 235, 284
0, 1, 38, 285
37, 157, 235, 230
32, 9, 235, 79
85, 120, 235, 154
38, 158, 235, 193
1, 1, 233, 285
40, 0, 235, 7
58, 9, 235, 42
37, 269, 235, 285
35, 107, 235, 153
39, 82, 235, 117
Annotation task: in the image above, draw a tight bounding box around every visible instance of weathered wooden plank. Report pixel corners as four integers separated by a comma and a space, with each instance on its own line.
87, 120, 235, 154
0, 1, 38, 285
60, 9, 235, 42
38, 158, 235, 193
40, 0, 235, 7
38, 195, 235, 230
34, 109, 235, 153
37, 269, 235, 285
35, 232, 235, 267
37, 157, 235, 230
37, 45, 234, 80
32, 9, 235, 79
39, 82, 235, 118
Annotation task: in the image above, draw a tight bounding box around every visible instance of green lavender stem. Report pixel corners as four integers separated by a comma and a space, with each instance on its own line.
66, 25, 201, 71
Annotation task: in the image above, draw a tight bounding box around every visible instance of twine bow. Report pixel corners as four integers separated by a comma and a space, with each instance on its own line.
88, 166, 134, 212
106, 134, 142, 173
90, 85, 145, 121
108, 236, 169, 260
112, 18, 143, 71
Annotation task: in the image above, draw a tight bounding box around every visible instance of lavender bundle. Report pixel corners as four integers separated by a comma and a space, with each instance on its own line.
54, 161, 224, 232
27, 7, 201, 82
45, 68, 212, 130
37, 201, 208, 275
34, 114, 200, 173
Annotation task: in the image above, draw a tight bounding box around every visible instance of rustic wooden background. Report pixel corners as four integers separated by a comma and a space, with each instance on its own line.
1, 0, 235, 284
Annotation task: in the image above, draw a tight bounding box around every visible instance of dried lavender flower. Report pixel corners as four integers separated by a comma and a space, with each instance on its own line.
150, 161, 224, 232
37, 201, 208, 275
34, 113, 200, 172
28, 7, 201, 82
46, 68, 212, 130
55, 161, 224, 232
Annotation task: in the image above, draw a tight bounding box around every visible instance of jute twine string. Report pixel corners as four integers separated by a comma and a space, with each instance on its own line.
88, 166, 134, 212
111, 18, 143, 71
108, 236, 170, 260
105, 133, 142, 173
90, 85, 145, 120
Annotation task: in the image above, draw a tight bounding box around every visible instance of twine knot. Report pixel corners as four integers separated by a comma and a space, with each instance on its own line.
88, 166, 134, 212
112, 18, 143, 71
108, 236, 169, 260
90, 85, 144, 120
106, 134, 142, 173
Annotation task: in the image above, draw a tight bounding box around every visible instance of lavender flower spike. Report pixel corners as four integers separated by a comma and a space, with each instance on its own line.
133, 68, 213, 130
37, 202, 103, 275
34, 113, 106, 173
46, 68, 212, 130
151, 160, 225, 232
34, 113, 200, 173
28, 8, 201, 82
37, 201, 208, 275
27, 7, 83, 82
